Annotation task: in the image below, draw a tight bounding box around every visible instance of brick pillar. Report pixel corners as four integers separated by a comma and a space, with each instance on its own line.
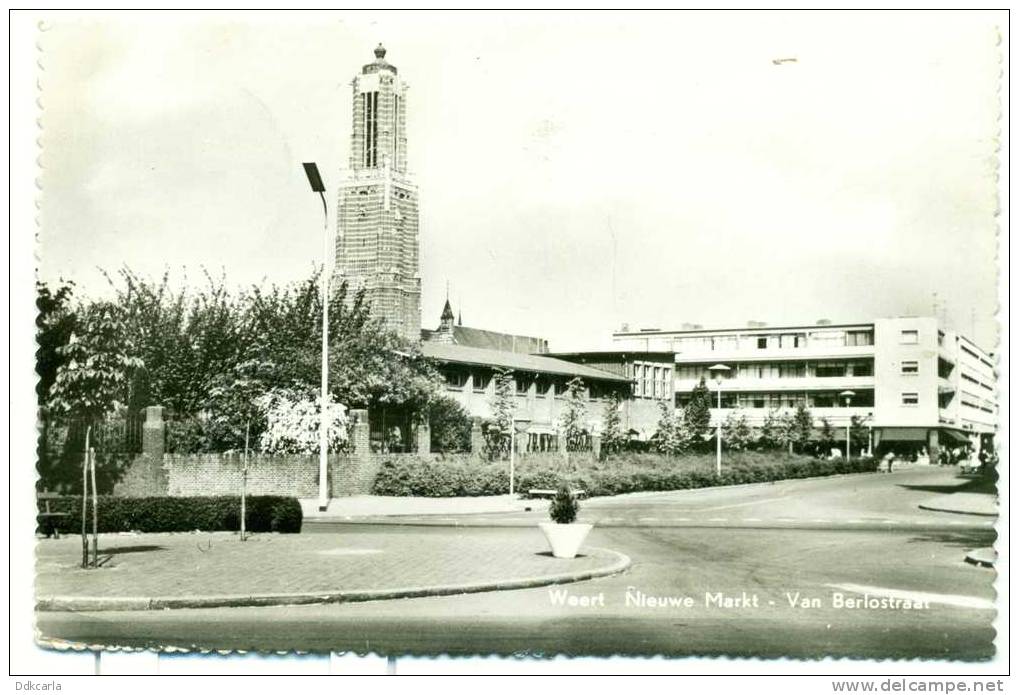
143, 406, 165, 459
417, 421, 431, 454
350, 409, 370, 453
592, 434, 602, 460
470, 417, 485, 455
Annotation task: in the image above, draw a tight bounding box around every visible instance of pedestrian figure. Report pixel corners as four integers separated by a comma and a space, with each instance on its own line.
883, 451, 895, 473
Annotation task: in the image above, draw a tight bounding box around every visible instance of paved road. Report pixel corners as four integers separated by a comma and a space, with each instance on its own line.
38, 468, 997, 659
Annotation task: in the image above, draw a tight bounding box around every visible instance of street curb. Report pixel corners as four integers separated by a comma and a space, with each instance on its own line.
918, 503, 998, 518
35, 547, 631, 613
305, 470, 890, 524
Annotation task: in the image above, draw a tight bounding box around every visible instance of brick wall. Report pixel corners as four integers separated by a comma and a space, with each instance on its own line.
112, 453, 168, 497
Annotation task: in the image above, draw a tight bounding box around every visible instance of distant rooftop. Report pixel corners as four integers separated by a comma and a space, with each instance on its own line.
420, 342, 631, 383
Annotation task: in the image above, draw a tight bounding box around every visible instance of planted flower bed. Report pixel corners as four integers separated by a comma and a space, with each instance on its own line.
371, 452, 879, 498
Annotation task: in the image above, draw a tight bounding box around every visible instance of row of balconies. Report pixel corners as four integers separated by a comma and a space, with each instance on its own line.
668, 343, 876, 362
674, 375, 875, 393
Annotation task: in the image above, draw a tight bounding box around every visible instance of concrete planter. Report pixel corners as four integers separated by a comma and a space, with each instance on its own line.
539, 522, 593, 559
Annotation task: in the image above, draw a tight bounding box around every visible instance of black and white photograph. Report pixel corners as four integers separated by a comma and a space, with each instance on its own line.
10, 9, 1009, 681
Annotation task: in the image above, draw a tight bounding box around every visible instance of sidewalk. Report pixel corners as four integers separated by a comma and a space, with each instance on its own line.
918, 493, 998, 517
36, 529, 629, 612
302, 494, 543, 520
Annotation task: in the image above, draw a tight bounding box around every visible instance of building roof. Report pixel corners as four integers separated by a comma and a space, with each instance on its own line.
546, 350, 677, 360
450, 325, 547, 353
420, 342, 631, 383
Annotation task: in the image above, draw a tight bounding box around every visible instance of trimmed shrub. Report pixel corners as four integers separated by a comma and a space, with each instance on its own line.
36, 495, 303, 535
370, 451, 880, 498
549, 483, 579, 524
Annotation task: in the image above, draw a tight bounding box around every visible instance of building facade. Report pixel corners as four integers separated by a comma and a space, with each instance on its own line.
334, 45, 421, 343
612, 317, 998, 456
421, 342, 632, 449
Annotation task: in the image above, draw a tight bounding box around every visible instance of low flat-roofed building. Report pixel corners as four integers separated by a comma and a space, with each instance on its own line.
420, 342, 632, 447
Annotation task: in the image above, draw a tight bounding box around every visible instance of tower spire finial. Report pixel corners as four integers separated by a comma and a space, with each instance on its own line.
374, 43, 387, 60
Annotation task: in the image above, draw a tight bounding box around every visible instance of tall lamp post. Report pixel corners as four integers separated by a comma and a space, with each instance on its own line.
839, 390, 855, 459
709, 364, 730, 476
303, 162, 330, 511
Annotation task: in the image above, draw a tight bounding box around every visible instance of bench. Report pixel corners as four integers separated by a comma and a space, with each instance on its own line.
527, 488, 586, 499
36, 491, 71, 539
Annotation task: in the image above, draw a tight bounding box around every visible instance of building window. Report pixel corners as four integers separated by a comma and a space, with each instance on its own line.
555, 380, 569, 397
756, 337, 767, 349
444, 370, 467, 389
535, 376, 552, 398
901, 361, 919, 375
846, 331, 874, 347
472, 371, 490, 392
901, 392, 919, 406
900, 330, 919, 345
779, 363, 805, 378
815, 362, 846, 378
851, 361, 873, 377
516, 376, 532, 395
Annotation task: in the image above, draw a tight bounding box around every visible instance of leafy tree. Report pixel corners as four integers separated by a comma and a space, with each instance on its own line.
758, 409, 784, 450
849, 415, 870, 458
485, 369, 515, 458
777, 412, 797, 453
789, 404, 814, 453
722, 409, 755, 451
818, 417, 836, 458
600, 391, 627, 457
427, 396, 472, 453
48, 302, 143, 420
683, 377, 713, 444
560, 377, 589, 452
256, 388, 349, 454
36, 280, 78, 409
651, 400, 683, 455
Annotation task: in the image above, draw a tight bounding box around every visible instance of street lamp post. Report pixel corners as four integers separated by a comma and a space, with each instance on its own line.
303, 162, 330, 512
839, 390, 855, 459
709, 364, 730, 476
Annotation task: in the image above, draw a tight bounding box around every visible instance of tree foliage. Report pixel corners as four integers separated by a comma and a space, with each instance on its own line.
485, 369, 515, 458
722, 410, 755, 451
652, 401, 692, 455
600, 391, 627, 457
560, 377, 589, 452
427, 396, 473, 453
683, 377, 713, 443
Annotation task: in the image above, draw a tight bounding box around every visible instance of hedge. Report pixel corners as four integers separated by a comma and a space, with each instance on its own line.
36, 495, 303, 535
371, 452, 879, 498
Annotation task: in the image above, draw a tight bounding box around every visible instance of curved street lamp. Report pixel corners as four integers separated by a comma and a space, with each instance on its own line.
709, 364, 731, 475
839, 390, 856, 459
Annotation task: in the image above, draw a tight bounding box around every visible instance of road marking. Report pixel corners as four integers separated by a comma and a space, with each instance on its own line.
827, 583, 995, 611
846, 520, 864, 524
812, 519, 831, 523
881, 520, 898, 524
743, 518, 762, 522
948, 521, 967, 526
697, 498, 789, 512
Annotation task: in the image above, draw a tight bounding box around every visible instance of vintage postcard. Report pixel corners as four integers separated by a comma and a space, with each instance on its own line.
13, 9, 1008, 677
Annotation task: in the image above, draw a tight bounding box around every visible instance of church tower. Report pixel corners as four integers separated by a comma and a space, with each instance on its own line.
335, 44, 421, 343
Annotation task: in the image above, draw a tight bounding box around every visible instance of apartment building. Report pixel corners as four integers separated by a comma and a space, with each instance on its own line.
612, 317, 997, 456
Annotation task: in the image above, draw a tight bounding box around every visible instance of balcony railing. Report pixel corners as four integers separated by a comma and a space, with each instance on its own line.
675, 375, 875, 393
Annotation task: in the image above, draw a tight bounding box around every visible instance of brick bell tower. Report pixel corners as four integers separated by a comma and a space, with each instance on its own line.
335, 44, 422, 343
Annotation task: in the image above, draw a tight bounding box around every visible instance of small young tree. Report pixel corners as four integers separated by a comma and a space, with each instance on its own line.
652, 400, 680, 455
560, 377, 589, 452
722, 409, 755, 451
788, 404, 814, 454
818, 417, 836, 458
683, 377, 713, 445
485, 368, 515, 457
758, 410, 783, 450
849, 415, 870, 458
777, 411, 797, 454
600, 391, 627, 457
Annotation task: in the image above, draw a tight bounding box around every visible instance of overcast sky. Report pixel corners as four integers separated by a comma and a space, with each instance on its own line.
37, 12, 1002, 350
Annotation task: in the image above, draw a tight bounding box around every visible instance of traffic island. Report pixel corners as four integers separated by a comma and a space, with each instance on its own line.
35, 529, 629, 612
